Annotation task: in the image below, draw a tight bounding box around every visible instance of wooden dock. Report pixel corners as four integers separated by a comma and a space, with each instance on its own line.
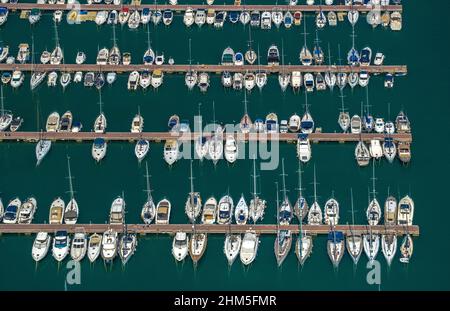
0, 64, 407, 75
2, 3, 403, 13
0, 224, 419, 236
0, 132, 413, 143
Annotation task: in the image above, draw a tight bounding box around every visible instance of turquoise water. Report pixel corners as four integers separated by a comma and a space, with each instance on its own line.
0, 1, 449, 290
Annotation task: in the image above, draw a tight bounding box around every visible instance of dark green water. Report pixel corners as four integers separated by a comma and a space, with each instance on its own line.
0, 1, 449, 290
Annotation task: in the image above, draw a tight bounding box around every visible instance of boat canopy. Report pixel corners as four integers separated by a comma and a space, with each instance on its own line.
327, 231, 344, 242
298, 133, 308, 140
0, 8, 8, 15
301, 120, 314, 130
93, 138, 105, 146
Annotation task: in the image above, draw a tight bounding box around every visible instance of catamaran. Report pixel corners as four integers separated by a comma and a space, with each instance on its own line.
64, 156, 79, 225
185, 161, 202, 223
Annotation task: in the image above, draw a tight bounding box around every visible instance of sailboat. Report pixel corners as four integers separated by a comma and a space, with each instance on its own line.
141, 162, 156, 224
63, 156, 79, 225
338, 89, 350, 132
274, 181, 292, 267
224, 227, 242, 266
249, 158, 266, 223
324, 193, 339, 226
363, 226, 380, 263
50, 21, 63, 65
244, 26, 257, 64
279, 159, 293, 226
307, 165, 323, 225
399, 234, 413, 264
119, 228, 137, 265
346, 188, 363, 265
347, 27, 359, 66
295, 204, 313, 266
299, 18, 313, 65
294, 161, 309, 222
143, 26, 155, 65
300, 92, 314, 134
255, 45, 267, 91
234, 195, 248, 225
312, 29, 324, 65
381, 229, 397, 267
208, 102, 223, 165
185, 39, 197, 90
94, 91, 107, 133
239, 92, 253, 134
108, 25, 121, 65
189, 224, 207, 266
327, 228, 345, 268
0, 85, 12, 131
36, 135, 51, 166
325, 44, 336, 90
366, 162, 381, 226
278, 40, 290, 92
194, 104, 208, 160
185, 161, 202, 223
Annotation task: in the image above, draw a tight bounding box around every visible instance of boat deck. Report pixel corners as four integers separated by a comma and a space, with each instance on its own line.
0, 224, 419, 236
2, 3, 403, 13
0, 64, 408, 74
0, 132, 413, 143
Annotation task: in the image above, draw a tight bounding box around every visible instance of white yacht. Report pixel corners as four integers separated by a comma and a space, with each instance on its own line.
94, 113, 107, 133
52, 230, 70, 262
208, 125, 223, 165
32, 232, 51, 262
217, 195, 234, 225
163, 139, 179, 165
183, 7, 195, 26
397, 195, 414, 226
3, 198, 20, 224
249, 159, 266, 223
151, 70, 164, 89
109, 196, 125, 225
49, 197, 65, 224
224, 135, 238, 164
297, 134, 311, 163
75, 51, 86, 64
127, 71, 140, 90
155, 199, 171, 224
92, 138, 107, 162
64, 157, 78, 224
201, 197, 217, 225
87, 233, 102, 262
240, 231, 259, 265
18, 197, 37, 224
70, 232, 87, 262
130, 113, 144, 133
101, 229, 118, 262
172, 232, 189, 262
10, 70, 24, 88
324, 197, 339, 226
369, 139, 383, 159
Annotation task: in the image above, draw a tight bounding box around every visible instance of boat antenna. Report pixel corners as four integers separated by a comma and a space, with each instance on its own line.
144, 161, 153, 202
66, 155, 75, 201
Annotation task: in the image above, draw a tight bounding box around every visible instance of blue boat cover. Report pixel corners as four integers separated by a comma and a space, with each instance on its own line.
328, 231, 344, 242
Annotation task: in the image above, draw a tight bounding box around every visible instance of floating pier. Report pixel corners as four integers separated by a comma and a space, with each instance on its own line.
0, 64, 408, 75
2, 3, 403, 13
0, 132, 413, 143
0, 224, 419, 236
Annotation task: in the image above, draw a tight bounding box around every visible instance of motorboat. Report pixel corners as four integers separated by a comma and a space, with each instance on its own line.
397, 195, 414, 226
18, 197, 37, 224
101, 229, 118, 262
155, 199, 171, 224
94, 113, 107, 133
201, 197, 217, 225
240, 231, 258, 265
164, 139, 179, 165
265, 113, 278, 134
217, 195, 234, 225
32, 232, 51, 262
267, 45, 279, 66
70, 232, 87, 262
127, 71, 140, 90
399, 234, 413, 263
52, 230, 70, 262
288, 113, 301, 132
109, 196, 125, 225
324, 197, 339, 226
224, 135, 238, 164
87, 233, 102, 262
91, 138, 107, 162
130, 113, 144, 133
49, 197, 65, 224
59, 111, 73, 132
151, 70, 164, 89
369, 139, 383, 159
3, 198, 20, 224
172, 232, 189, 262
297, 134, 311, 163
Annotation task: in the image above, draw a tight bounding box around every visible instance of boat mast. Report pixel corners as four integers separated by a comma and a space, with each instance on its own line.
350, 187, 356, 248
112, 23, 117, 48
146, 24, 151, 50
98, 89, 103, 115
313, 164, 318, 203
0, 85, 4, 116
247, 24, 253, 52
188, 38, 193, 71
197, 103, 202, 139
66, 156, 75, 201
281, 158, 287, 202
189, 160, 194, 206
257, 44, 261, 74
144, 161, 153, 202
243, 91, 248, 116
302, 14, 307, 49
276, 181, 280, 242
371, 160, 377, 200
281, 38, 285, 74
